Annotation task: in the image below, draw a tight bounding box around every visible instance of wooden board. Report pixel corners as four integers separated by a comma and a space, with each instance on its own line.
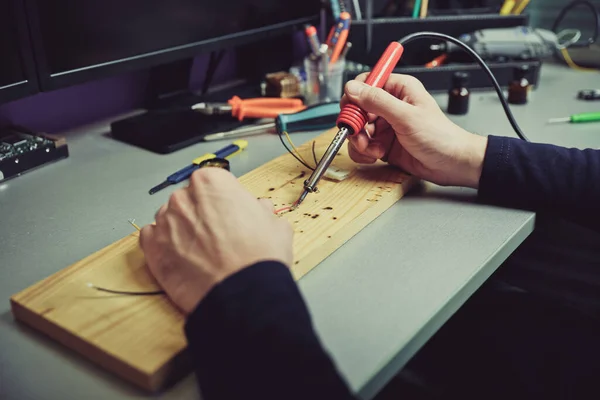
10, 127, 418, 391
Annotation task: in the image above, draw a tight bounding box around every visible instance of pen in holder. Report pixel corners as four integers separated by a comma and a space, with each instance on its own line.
303, 45, 347, 105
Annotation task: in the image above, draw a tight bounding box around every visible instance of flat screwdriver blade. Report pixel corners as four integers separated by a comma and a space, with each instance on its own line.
547, 117, 571, 124
149, 180, 172, 195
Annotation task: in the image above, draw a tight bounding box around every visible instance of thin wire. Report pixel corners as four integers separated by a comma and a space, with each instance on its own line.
283, 131, 312, 167
398, 32, 530, 142
87, 283, 165, 296
274, 206, 293, 214
552, 0, 599, 48
311, 141, 319, 167
560, 47, 597, 71
128, 219, 141, 231
85, 219, 164, 296
412, 0, 422, 18
419, 0, 429, 18
277, 129, 314, 170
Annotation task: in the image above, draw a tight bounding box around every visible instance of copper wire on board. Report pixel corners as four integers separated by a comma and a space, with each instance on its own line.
86, 219, 165, 296
128, 219, 141, 231
87, 283, 165, 296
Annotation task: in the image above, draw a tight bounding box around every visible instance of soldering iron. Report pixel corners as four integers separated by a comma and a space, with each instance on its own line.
296, 32, 531, 207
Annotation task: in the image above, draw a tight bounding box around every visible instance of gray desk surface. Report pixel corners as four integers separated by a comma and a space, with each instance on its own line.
1, 64, 599, 400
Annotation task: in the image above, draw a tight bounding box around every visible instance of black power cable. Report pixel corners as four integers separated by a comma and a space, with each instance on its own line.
552, 0, 600, 48
398, 32, 531, 142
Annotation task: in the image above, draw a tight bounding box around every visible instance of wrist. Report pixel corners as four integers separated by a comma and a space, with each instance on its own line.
460, 133, 487, 189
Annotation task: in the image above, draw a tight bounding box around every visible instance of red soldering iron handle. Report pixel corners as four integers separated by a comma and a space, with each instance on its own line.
336, 42, 404, 136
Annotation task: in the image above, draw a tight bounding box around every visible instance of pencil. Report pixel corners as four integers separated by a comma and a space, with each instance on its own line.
500, 0, 516, 15
420, 0, 429, 18
512, 0, 530, 14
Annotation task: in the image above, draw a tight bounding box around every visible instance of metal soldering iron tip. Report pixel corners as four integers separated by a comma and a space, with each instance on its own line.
295, 190, 309, 208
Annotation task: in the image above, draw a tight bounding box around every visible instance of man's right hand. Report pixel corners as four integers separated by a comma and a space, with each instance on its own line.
341, 73, 488, 189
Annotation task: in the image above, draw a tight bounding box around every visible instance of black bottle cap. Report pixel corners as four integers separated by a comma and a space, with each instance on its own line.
514, 64, 529, 79
452, 71, 469, 87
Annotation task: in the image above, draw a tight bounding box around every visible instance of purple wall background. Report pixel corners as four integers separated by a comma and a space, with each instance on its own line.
0, 51, 238, 134
0, 30, 309, 135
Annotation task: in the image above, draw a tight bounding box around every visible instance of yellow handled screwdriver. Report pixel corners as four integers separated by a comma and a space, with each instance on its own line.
149, 140, 247, 195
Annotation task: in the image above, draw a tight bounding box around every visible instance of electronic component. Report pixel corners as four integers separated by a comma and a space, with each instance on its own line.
0, 126, 69, 182
578, 89, 600, 101
324, 166, 351, 181
264, 72, 302, 98
438, 26, 561, 61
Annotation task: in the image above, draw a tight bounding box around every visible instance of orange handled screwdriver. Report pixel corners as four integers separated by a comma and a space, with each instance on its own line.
326, 11, 351, 65
296, 41, 404, 206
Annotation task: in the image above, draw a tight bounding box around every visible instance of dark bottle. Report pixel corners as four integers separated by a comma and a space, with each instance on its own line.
447, 72, 470, 115
508, 65, 531, 105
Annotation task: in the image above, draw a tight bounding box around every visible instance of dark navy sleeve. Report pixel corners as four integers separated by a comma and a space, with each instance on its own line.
478, 135, 600, 230
184, 261, 356, 400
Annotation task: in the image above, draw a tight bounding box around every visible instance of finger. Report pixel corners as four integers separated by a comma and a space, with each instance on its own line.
343, 80, 415, 128
139, 224, 155, 252
352, 130, 386, 158
340, 97, 377, 125
355, 72, 369, 82
348, 139, 377, 164
364, 122, 375, 138
188, 167, 237, 203
257, 197, 274, 213
155, 204, 167, 222
381, 74, 439, 108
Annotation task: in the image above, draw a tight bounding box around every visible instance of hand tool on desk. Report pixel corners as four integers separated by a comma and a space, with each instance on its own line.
578, 90, 600, 101
512, 0, 530, 15
499, 0, 515, 15
329, 0, 341, 19
547, 112, 600, 124
148, 140, 247, 194
412, 0, 422, 18
296, 41, 405, 207
433, 27, 565, 61
203, 102, 341, 141
419, 0, 429, 18
325, 11, 351, 65
425, 53, 447, 68
305, 25, 322, 58
192, 96, 305, 121
340, 42, 353, 60
352, 0, 362, 20
366, 0, 373, 52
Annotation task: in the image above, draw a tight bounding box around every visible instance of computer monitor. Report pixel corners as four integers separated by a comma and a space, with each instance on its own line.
0, 0, 39, 104
24, 0, 321, 91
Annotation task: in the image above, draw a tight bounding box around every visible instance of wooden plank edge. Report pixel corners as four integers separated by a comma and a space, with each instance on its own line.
9, 297, 185, 392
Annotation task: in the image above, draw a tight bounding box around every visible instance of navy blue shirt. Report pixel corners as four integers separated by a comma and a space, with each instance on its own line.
184, 135, 600, 399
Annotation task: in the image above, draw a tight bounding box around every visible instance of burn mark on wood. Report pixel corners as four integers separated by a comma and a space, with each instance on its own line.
275, 171, 308, 190
268, 188, 275, 191
311, 214, 320, 219
333, 217, 337, 220
323, 207, 333, 210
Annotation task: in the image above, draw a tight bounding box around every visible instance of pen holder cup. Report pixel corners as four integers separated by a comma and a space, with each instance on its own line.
303, 56, 346, 105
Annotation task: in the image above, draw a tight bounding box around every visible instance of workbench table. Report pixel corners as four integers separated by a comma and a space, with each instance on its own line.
1, 64, 598, 400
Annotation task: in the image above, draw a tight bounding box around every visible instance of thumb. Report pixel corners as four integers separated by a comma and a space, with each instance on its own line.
344, 80, 415, 127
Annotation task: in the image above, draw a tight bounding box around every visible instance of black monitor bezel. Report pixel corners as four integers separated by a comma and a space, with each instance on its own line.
0, 0, 39, 105
24, 0, 318, 91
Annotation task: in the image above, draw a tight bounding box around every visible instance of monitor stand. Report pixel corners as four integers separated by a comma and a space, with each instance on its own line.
143, 58, 197, 110
110, 58, 256, 154
110, 33, 296, 154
